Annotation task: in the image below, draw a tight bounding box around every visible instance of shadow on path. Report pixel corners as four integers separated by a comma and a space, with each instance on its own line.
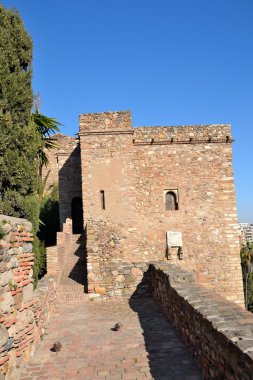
129, 270, 203, 380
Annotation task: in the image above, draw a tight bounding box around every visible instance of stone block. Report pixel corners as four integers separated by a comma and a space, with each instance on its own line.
4, 337, 14, 351
0, 325, 9, 347
23, 243, 33, 253
131, 267, 143, 277
9, 232, 17, 243
0, 292, 14, 313
115, 275, 125, 283
23, 283, 33, 303
94, 286, 106, 295
13, 292, 23, 309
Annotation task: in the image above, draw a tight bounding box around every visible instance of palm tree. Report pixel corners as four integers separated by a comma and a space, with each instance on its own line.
32, 108, 62, 167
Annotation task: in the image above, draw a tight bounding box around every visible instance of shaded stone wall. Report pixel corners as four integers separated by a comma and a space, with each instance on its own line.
0, 215, 57, 380
79, 111, 244, 306
150, 263, 253, 380
41, 133, 82, 230
58, 144, 82, 229
41, 133, 77, 193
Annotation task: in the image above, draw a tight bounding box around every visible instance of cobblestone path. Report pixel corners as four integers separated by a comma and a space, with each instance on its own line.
20, 296, 202, 380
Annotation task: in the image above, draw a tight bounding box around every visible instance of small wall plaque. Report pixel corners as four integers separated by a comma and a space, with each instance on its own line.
167, 231, 182, 247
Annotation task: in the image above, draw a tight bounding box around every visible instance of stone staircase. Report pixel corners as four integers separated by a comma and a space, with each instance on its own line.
57, 233, 88, 302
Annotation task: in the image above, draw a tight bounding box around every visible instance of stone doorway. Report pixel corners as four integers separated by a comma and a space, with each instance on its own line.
71, 196, 84, 234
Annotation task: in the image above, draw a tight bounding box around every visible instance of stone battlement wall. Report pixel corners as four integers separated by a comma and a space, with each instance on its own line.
0, 215, 57, 380
150, 263, 253, 380
79, 111, 132, 132
79, 111, 244, 306
133, 124, 231, 143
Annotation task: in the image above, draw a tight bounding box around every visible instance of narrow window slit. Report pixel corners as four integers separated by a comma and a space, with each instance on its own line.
100, 190, 105, 210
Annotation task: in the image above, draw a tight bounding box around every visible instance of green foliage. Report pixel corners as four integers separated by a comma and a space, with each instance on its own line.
0, 6, 40, 226
0, 224, 5, 239
37, 170, 51, 201
38, 184, 60, 247
0, 6, 61, 287
32, 235, 46, 286
0, 6, 33, 125
32, 108, 61, 167
0, 190, 40, 232
8, 280, 18, 291
241, 242, 253, 310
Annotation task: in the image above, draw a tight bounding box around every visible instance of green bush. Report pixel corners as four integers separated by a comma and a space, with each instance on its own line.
0, 190, 40, 233
32, 236, 46, 286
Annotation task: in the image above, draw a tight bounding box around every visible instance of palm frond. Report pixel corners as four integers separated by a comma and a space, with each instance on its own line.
33, 109, 62, 138
32, 108, 62, 166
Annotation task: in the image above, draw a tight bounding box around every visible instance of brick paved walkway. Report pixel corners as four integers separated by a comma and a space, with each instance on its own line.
20, 296, 202, 380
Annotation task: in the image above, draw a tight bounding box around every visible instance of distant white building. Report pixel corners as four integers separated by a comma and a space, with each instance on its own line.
239, 223, 253, 245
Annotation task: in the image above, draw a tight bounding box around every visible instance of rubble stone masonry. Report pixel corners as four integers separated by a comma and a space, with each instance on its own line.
79, 111, 244, 306
0, 215, 57, 380
150, 263, 253, 380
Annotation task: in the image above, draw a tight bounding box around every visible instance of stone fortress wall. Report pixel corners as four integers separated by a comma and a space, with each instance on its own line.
79, 111, 244, 306
0, 110, 249, 379
41, 110, 244, 306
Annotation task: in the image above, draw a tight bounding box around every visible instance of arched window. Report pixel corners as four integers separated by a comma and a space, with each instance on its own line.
165, 191, 178, 211
71, 197, 84, 234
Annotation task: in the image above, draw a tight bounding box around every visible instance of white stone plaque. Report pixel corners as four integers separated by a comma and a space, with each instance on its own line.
167, 231, 182, 247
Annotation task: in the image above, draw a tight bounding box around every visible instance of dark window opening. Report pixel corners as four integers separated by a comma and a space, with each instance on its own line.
71, 197, 84, 234
100, 190, 105, 210
165, 191, 178, 211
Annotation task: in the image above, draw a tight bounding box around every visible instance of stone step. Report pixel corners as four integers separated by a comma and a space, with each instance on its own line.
56, 232, 87, 303
57, 292, 88, 303
64, 258, 86, 263
58, 284, 85, 292
62, 263, 86, 268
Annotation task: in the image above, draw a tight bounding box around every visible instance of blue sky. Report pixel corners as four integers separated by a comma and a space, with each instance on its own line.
2, 0, 253, 222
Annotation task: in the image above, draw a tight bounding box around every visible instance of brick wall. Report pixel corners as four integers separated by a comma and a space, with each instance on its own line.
79, 111, 244, 306
150, 263, 253, 379
0, 215, 57, 380
46, 218, 72, 279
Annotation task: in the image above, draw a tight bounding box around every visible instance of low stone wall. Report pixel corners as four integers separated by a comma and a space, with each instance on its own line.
150, 263, 253, 380
0, 215, 57, 380
87, 260, 150, 299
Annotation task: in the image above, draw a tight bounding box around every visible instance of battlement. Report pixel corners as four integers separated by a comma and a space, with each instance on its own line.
133, 124, 232, 144
79, 110, 132, 134
79, 110, 233, 146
